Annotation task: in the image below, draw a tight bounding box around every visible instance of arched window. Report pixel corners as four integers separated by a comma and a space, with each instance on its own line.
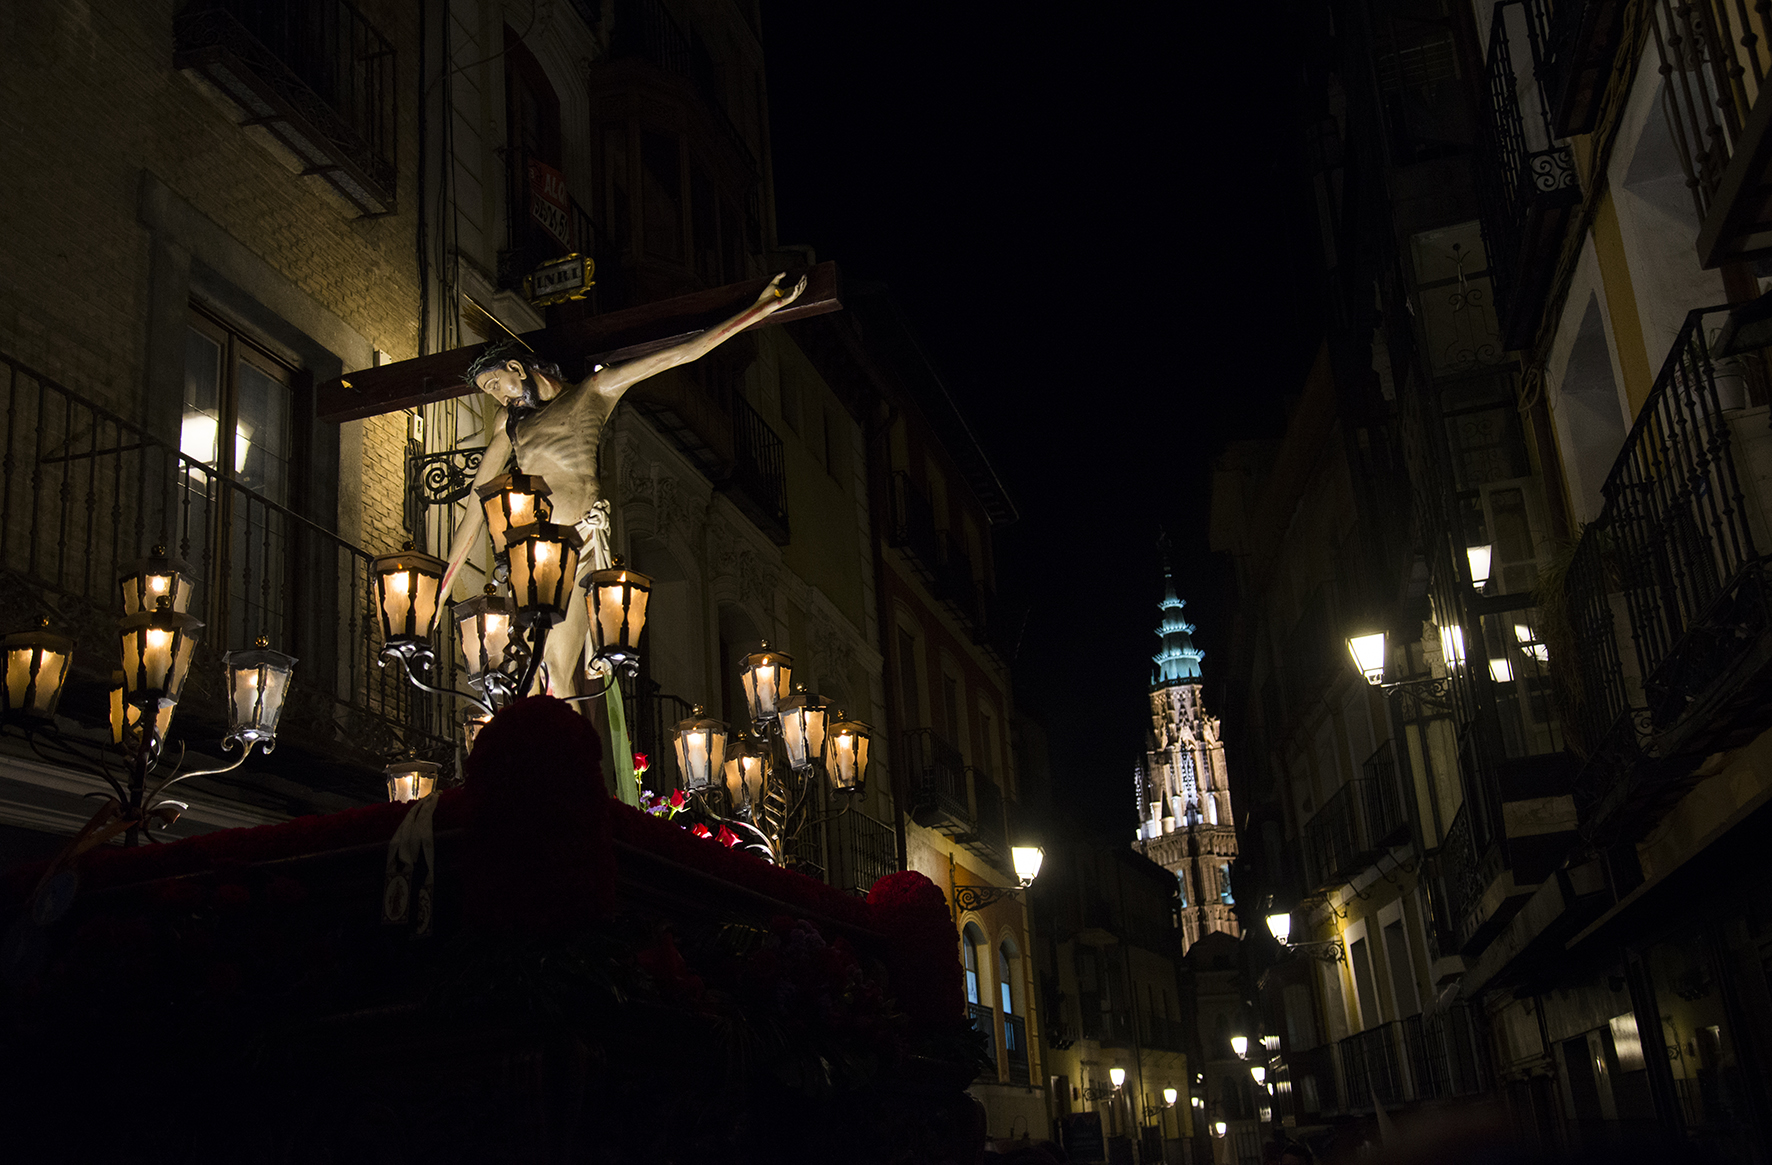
998, 940, 1018, 1015
962, 923, 987, 1006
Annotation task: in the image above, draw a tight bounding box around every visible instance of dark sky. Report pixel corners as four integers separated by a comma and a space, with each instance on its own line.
764, 4, 1324, 838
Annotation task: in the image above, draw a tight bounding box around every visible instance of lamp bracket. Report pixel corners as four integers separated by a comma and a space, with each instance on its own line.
952, 882, 1024, 912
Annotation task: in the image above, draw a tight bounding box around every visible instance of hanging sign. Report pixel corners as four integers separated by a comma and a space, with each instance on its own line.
528, 158, 573, 250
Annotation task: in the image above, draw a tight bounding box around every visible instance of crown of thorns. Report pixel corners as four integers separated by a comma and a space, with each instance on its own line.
464, 341, 539, 385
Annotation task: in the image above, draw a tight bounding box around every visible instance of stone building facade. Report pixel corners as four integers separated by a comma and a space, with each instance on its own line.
1135, 568, 1240, 952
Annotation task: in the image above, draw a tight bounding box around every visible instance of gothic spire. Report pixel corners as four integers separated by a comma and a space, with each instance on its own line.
1152, 544, 1204, 685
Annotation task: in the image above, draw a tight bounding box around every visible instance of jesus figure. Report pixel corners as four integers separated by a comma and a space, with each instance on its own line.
442, 271, 807, 696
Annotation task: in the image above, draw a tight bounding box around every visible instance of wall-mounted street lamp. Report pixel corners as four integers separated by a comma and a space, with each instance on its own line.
1230, 1035, 1249, 1058
1344, 629, 1453, 696
952, 845, 1045, 911
1467, 542, 1493, 590
1266, 909, 1347, 963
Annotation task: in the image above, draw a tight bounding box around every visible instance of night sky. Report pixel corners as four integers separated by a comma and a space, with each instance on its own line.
764, 5, 1325, 838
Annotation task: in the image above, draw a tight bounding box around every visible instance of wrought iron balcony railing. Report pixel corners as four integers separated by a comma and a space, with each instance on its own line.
1337, 1018, 1433, 1110
1003, 1014, 1030, 1085
825, 807, 899, 896
0, 352, 450, 782
1539, 0, 1630, 136
174, 0, 396, 215
955, 766, 1008, 869
968, 1001, 998, 1075
727, 395, 789, 543
1424, 1003, 1490, 1098
1475, 0, 1580, 348
1565, 305, 1772, 823
1301, 751, 1409, 890
904, 728, 972, 834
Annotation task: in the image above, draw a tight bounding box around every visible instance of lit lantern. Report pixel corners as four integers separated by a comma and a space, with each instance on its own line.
722, 732, 771, 813
1346, 631, 1387, 686
1230, 1035, 1249, 1058
1011, 845, 1045, 887
739, 640, 792, 724
584, 556, 652, 671
825, 712, 872, 793
1213, 1121, 1228, 1138
462, 706, 492, 751
371, 543, 447, 646
385, 755, 440, 802
1266, 911, 1293, 944
777, 686, 829, 773
1, 621, 73, 720
222, 636, 296, 748
119, 545, 198, 616
118, 598, 202, 708
505, 521, 582, 626
1251, 1066, 1266, 1084
453, 586, 519, 684
1467, 542, 1493, 589
1163, 1087, 1178, 1107
476, 472, 552, 556
109, 671, 174, 748
672, 705, 728, 792
1109, 1067, 1126, 1089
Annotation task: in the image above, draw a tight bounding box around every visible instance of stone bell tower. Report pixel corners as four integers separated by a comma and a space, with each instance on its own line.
1134, 560, 1240, 952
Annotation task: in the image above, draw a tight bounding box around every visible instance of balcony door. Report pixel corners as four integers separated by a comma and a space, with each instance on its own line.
182, 308, 294, 652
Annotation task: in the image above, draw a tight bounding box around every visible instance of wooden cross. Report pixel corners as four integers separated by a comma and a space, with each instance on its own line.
315, 262, 843, 422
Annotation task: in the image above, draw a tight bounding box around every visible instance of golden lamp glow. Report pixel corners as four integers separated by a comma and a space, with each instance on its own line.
1214, 1121, 1228, 1138
1346, 631, 1387, 686
118, 599, 202, 709
672, 706, 728, 792
1251, 1066, 1266, 1084
371, 543, 446, 645
453, 586, 519, 682
1012, 845, 1045, 887
110, 671, 174, 749
722, 732, 770, 813
477, 473, 553, 558
505, 521, 582, 626
825, 712, 872, 794
385, 756, 440, 803
738, 641, 793, 724
1109, 1067, 1126, 1089
1163, 1087, 1178, 1106
584, 557, 652, 670
1, 622, 74, 720
777, 686, 829, 773
1230, 1035, 1249, 1058
119, 546, 198, 617
1266, 911, 1292, 944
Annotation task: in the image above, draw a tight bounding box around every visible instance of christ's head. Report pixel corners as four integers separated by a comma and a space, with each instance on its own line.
465, 345, 563, 412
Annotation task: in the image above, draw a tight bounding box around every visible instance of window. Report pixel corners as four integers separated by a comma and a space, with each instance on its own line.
183, 308, 295, 647
942, 671, 962, 749
962, 923, 986, 1006
998, 944, 1015, 1015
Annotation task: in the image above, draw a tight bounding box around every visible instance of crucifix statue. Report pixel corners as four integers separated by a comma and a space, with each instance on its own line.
440, 272, 808, 697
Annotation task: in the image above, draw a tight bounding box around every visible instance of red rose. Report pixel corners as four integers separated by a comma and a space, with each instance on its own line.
691, 823, 713, 839
716, 825, 742, 848
669, 789, 687, 810
633, 752, 650, 773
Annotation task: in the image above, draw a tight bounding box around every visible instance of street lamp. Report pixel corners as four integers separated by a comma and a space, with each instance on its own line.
2, 621, 74, 720
1109, 1067, 1126, 1088
1012, 845, 1045, 887
1346, 631, 1387, 686
1214, 1121, 1228, 1138
1251, 1066, 1266, 1084
1163, 1087, 1178, 1106
673, 706, 728, 792
1467, 542, 1493, 589
1231, 1035, 1249, 1058
583, 556, 651, 674
824, 712, 871, 793
1266, 911, 1292, 944
738, 641, 792, 725
953, 843, 1045, 911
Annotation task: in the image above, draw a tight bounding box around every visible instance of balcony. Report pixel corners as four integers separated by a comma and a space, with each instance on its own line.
1642, 2, 1772, 266
824, 807, 899, 897
0, 351, 449, 786
904, 728, 972, 834
1004, 1014, 1030, 1085
968, 1002, 998, 1076
1564, 305, 1772, 831
1539, 0, 1630, 136
1337, 1018, 1433, 1109
888, 471, 942, 584
725, 396, 789, 543
174, 0, 396, 215
1474, 0, 1580, 349
1301, 747, 1409, 890
955, 766, 1008, 870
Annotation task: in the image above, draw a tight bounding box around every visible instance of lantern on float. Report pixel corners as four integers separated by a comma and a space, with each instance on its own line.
1, 621, 73, 721
371, 543, 447, 647
385, 755, 440, 802
118, 597, 202, 708
505, 521, 582, 625
119, 546, 198, 616
824, 712, 872, 794
584, 556, 651, 672
453, 585, 519, 686
476, 472, 552, 558
672, 706, 728, 792
738, 641, 792, 724
777, 686, 828, 773
722, 732, 770, 813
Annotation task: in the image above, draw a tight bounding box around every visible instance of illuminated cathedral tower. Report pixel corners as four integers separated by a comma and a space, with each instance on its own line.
1134, 561, 1241, 952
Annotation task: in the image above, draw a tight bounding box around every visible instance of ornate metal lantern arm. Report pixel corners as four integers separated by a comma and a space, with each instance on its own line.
143, 735, 266, 803
1280, 939, 1347, 963
380, 641, 497, 715
951, 882, 1025, 912
18, 724, 131, 804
